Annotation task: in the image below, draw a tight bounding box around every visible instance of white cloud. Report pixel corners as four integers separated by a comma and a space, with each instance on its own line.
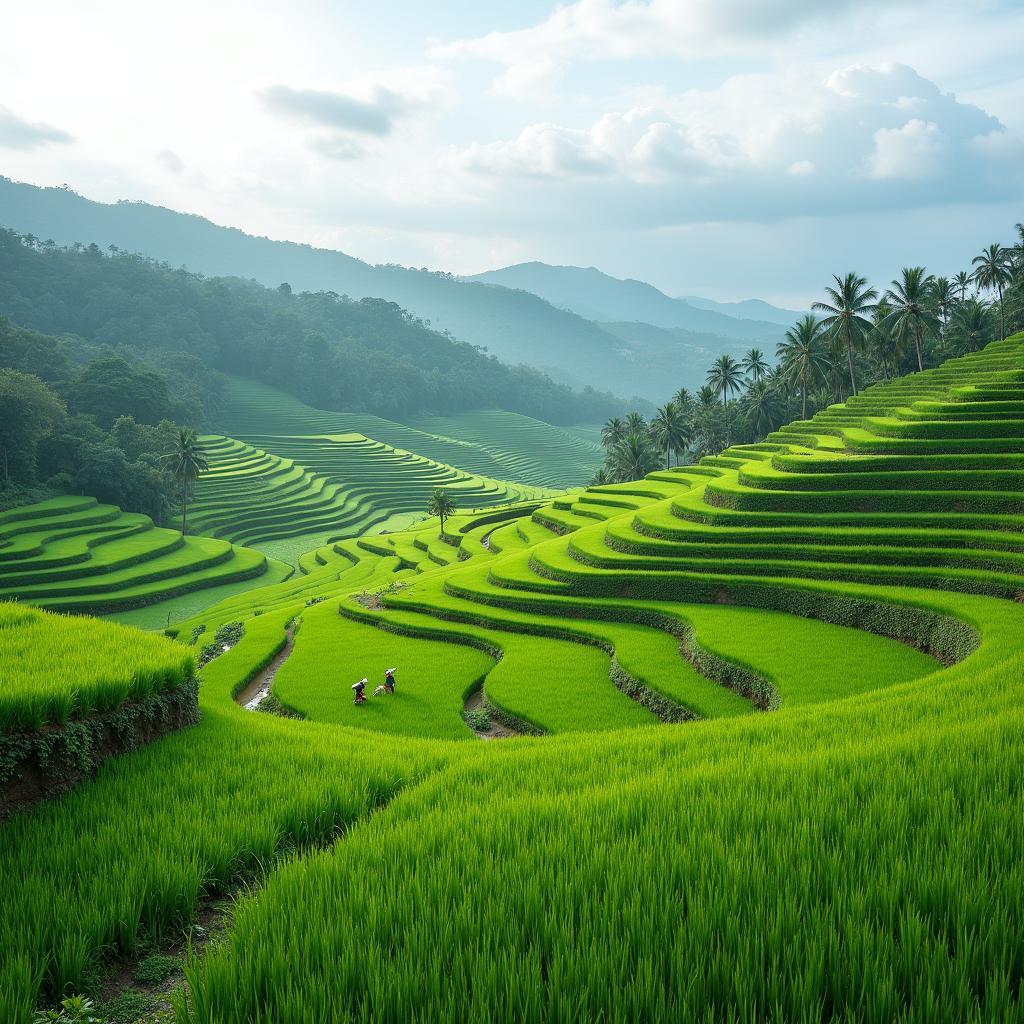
435, 0, 922, 96
867, 119, 946, 180
0, 106, 73, 150
454, 63, 1017, 224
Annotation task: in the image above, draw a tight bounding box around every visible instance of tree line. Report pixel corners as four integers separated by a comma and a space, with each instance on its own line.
594, 225, 1024, 482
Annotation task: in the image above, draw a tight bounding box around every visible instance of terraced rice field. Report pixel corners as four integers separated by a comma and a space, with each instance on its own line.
3, 337, 1024, 1022
213, 374, 602, 487
190, 432, 555, 552
0, 497, 288, 617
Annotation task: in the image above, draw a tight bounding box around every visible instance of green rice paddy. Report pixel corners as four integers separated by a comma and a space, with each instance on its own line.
2, 336, 1023, 1022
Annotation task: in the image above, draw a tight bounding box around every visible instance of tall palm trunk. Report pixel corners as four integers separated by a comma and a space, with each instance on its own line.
913, 323, 923, 372
844, 334, 858, 397
801, 368, 807, 420
997, 282, 1005, 340
180, 481, 188, 536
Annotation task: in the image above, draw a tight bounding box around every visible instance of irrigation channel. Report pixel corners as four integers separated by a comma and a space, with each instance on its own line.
235, 625, 295, 710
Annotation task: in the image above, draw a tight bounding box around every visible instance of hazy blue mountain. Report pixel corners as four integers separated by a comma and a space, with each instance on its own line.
0, 177, 770, 402
680, 295, 803, 326
598, 322, 751, 394
466, 261, 787, 341
0, 177, 641, 397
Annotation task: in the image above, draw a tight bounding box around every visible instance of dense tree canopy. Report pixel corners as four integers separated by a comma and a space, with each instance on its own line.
0, 230, 629, 425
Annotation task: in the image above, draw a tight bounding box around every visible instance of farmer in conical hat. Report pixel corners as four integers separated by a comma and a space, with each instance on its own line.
384, 667, 396, 695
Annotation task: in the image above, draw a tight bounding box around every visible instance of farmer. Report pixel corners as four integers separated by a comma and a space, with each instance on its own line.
384, 667, 396, 695
352, 678, 368, 704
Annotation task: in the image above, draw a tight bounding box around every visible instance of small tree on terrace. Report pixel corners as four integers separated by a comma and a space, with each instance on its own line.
163, 428, 208, 536
426, 486, 456, 536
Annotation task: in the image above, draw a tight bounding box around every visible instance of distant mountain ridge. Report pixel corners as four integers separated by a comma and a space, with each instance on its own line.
679, 295, 803, 326
465, 261, 792, 340
0, 177, 781, 402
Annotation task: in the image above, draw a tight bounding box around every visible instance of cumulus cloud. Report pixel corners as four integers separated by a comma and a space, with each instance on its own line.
0, 106, 73, 150
457, 63, 1018, 224
435, 0, 919, 95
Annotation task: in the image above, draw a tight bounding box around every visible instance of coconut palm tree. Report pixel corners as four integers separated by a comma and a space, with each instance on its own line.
776, 314, 828, 420
741, 348, 770, 382
867, 301, 897, 381
947, 299, 994, 356
742, 379, 781, 438
426, 486, 456, 536
931, 276, 954, 330
972, 243, 1012, 340
625, 410, 647, 435
811, 272, 878, 397
601, 417, 626, 449
706, 353, 744, 444
649, 401, 691, 469
162, 429, 209, 536
883, 267, 939, 373
696, 385, 719, 411
954, 271, 972, 304
607, 432, 660, 482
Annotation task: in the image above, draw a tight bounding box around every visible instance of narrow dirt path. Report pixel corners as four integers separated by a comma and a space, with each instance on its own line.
463, 686, 520, 740
234, 625, 295, 710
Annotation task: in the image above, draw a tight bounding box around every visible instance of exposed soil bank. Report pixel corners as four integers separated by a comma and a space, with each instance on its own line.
1, 680, 200, 819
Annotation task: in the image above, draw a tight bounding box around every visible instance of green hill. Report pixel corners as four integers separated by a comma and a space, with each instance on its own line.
2, 337, 1023, 1023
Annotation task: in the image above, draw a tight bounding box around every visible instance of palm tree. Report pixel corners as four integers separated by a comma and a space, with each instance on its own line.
601, 416, 625, 449
696, 385, 719, 412
972, 243, 1012, 340
954, 271, 972, 304
672, 387, 695, 422
163, 429, 209, 536
649, 401, 691, 469
883, 267, 939, 373
625, 410, 647, 434
607, 432, 660, 482
867, 301, 897, 381
426, 486, 456, 535
706, 353, 744, 444
811, 272, 878, 397
776, 315, 828, 420
742, 379, 781, 438
741, 348, 770, 382
931, 276, 954, 330
947, 299, 994, 356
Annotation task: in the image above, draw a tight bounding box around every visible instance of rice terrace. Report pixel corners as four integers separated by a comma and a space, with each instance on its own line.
2, 5, 1024, 1022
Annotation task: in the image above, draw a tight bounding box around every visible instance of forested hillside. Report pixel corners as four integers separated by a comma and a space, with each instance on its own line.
0, 178, 662, 398
0, 227, 629, 424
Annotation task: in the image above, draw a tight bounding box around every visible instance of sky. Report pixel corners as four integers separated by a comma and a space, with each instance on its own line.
0, 0, 1022, 307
